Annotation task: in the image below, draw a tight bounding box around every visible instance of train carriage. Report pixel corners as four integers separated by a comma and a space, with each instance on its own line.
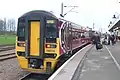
16, 10, 91, 74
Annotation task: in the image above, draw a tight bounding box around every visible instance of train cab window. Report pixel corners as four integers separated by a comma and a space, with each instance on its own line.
45, 20, 58, 43
17, 27, 25, 41
45, 20, 58, 38
17, 21, 25, 41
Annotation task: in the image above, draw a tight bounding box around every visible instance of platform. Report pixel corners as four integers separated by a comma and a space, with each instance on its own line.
48, 44, 93, 80
48, 42, 120, 80
75, 42, 120, 80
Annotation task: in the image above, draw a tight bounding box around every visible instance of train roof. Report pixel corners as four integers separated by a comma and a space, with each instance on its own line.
18, 10, 87, 30
59, 18, 84, 29
19, 10, 57, 19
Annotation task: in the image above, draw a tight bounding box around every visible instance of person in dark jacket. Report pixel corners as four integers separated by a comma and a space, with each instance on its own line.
91, 34, 96, 44
108, 34, 111, 45
93, 32, 101, 50
111, 34, 115, 45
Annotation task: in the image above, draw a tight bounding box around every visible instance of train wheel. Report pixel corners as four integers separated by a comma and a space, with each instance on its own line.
65, 51, 71, 58
70, 50, 72, 55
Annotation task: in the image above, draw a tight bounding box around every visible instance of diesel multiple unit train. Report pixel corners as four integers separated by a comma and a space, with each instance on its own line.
16, 10, 92, 74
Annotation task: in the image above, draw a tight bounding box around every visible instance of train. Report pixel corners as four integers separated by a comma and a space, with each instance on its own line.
16, 10, 92, 74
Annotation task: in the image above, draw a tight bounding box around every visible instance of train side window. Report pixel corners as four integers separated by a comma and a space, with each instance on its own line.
78, 32, 81, 38
81, 33, 85, 38
84, 32, 89, 38
75, 31, 78, 39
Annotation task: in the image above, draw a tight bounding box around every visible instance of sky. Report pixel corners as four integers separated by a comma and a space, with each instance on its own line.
0, 0, 120, 32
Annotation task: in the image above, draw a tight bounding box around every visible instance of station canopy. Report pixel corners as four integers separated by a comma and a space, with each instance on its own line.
108, 17, 120, 31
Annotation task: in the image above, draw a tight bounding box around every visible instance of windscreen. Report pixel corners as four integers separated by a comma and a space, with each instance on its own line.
45, 20, 58, 38
17, 20, 25, 41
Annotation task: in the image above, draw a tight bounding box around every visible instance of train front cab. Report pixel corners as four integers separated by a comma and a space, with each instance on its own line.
16, 13, 60, 74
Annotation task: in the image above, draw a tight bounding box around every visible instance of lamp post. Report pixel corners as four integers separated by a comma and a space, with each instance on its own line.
60, 3, 78, 18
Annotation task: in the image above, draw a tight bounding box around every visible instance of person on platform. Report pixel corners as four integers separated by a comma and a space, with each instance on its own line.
111, 33, 115, 45
102, 32, 108, 45
93, 32, 101, 50
108, 34, 111, 45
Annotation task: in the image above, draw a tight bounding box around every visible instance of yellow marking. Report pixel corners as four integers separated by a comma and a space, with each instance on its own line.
18, 58, 28, 68
46, 50, 55, 52
44, 58, 58, 71
30, 21, 40, 56
22, 68, 46, 73
16, 37, 25, 55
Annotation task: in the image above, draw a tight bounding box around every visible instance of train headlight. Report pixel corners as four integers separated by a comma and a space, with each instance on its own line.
46, 44, 51, 48
40, 65, 44, 69
45, 44, 56, 48
31, 64, 35, 67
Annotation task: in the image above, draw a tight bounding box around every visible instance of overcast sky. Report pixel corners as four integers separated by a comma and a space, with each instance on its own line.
0, 0, 120, 32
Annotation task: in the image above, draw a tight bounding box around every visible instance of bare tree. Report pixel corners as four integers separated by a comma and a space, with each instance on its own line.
0, 19, 4, 34
3, 18, 6, 34
7, 19, 16, 34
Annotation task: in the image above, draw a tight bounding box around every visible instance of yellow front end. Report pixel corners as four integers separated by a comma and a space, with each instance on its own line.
16, 37, 27, 68
44, 38, 60, 73
16, 20, 60, 74
16, 38, 60, 73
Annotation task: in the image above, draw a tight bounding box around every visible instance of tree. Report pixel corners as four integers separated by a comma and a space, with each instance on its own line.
0, 19, 4, 34
3, 18, 6, 34
7, 18, 16, 34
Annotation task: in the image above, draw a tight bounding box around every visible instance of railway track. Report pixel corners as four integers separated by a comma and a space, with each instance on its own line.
0, 46, 15, 52
0, 52, 16, 61
0, 50, 16, 61
0, 44, 14, 47
20, 73, 50, 80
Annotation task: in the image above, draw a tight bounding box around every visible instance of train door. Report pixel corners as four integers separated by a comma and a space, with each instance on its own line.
61, 22, 68, 52
68, 23, 73, 52
29, 21, 40, 56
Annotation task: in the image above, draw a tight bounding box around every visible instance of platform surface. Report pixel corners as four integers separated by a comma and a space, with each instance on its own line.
76, 42, 120, 80
48, 44, 93, 80
49, 42, 120, 80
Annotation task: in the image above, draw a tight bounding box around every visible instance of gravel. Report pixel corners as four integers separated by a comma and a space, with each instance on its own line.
0, 58, 29, 80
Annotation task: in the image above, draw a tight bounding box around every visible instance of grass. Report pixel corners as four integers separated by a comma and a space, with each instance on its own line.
0, 35, 16, 45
